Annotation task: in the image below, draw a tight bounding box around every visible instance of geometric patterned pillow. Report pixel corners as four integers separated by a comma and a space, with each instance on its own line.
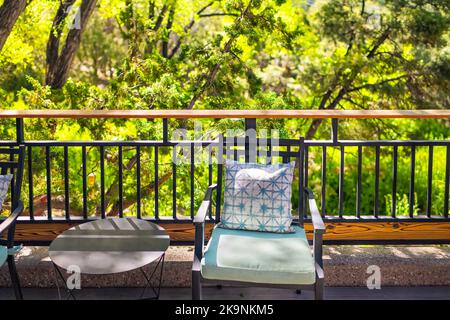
219, 160, 295, 233
0, 174, 13, 210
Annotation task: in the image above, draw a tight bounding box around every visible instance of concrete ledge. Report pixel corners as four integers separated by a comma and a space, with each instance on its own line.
1, 245, 449, 288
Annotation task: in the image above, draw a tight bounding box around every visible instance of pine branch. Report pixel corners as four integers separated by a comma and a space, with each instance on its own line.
187, 0, 254, 109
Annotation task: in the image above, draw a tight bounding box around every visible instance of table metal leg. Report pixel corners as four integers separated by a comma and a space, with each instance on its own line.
139, 254, 165, 300
53, 263, 77, 300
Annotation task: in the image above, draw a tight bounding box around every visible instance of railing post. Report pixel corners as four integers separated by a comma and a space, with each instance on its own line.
15, 118, 24, 144
391, 146, 398, 218
444, 146, 449, 218
331, 118, 338, 144
244, 118, 257, 131
245, 118, 257, 163
409, 145, 416, 218
216, 134, 224, 223
162, 118, 168, 143
298, 137, 305, 226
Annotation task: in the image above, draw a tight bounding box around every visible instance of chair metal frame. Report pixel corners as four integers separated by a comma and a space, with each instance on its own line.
0, 145, 25, 300
192, 137, 325, 300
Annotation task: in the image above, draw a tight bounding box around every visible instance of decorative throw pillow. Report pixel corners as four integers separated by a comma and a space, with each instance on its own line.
220, 160, 295, 233
0, 174, 13, 210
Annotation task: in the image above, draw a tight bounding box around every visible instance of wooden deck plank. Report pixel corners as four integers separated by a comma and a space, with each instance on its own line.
8, 220, 450, 243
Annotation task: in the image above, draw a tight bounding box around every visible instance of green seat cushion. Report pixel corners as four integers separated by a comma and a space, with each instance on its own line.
201, 225, 316, 285
0, 245, 22, 267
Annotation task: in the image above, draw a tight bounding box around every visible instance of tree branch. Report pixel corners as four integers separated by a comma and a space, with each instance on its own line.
348, 74, 410, 93
0, 0, 28, 52
161, 0, 176, 58
153, 3, 168, 31
167, 1, 215, 58
184, 1, 214, 32
149, 0, 155, 20
198, 12, 239, 18
306, 25, 393, 139
187, 0, 254, 109
367, 27, 390, 58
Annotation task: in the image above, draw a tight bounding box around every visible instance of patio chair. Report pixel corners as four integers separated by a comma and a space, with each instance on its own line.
192, 136, 325, 300
0, 145, 25, 300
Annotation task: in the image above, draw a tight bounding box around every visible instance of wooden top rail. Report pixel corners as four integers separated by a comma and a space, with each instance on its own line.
0, 109, 449, 119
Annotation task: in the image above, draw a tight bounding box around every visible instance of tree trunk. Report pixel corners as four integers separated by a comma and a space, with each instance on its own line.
45, 0, 97, 89
0, 0, 28, 52
161, 1, 176, 58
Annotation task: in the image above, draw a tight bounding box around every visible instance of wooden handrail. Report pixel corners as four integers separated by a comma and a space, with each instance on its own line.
0, 109, 449, 119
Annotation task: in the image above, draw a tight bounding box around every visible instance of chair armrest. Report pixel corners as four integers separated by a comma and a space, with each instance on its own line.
304, 189, 325, 268
0, 201, 23, 236
304, 188, 325, 234
193, 184, 218, 224
315, 262, 324, 280
193, 184, 218, 261
192, 254, 202, 273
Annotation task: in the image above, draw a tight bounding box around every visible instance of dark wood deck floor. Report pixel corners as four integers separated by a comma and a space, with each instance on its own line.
0, 286, 449, 300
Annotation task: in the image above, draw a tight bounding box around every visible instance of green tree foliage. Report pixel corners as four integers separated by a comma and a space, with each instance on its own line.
0, 0, 449, 217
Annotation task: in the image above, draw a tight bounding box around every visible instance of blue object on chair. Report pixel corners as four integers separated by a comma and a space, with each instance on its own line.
0, 245, 21, 267
0, 145, 25, 300
0, 246, 7, 267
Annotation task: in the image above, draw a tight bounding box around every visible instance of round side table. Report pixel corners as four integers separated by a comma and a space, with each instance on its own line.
49, 217, 170, 299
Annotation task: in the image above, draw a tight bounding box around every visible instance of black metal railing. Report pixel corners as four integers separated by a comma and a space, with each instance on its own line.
0, 110, 449, 244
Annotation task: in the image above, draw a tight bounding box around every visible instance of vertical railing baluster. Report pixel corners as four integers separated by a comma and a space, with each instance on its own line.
244, 134, 250, 163
190, 143, 195, 219
216, 135, 224, 223
356, 146, 362, 218
392, 146, 398, 218
100, 146, 105, 219
154, 146, 159, 219
426, 146, 433, 217
9, 149, 15, 205
298, 137, 305, 226
208, 145, 213, 186
245, 118, 257, 163
374, 146, 380, 217
331, 118, 338, 143
15, 119, 24, 202
27, 146, 34, 220
444, 145, 449, 218
304, 145, 309, 218
409, 145, 416, 218
321, 146, 326, 217
284, 145, 290, 164
63, 146, 70, 220
208, 144, 213, 220
338, 145, 344, 218
172, 146, 177, 219
234, 136, 238, 161
82, 146, 87, 219
136, 146, 141, 219
162, 118, 168, 143
45, 146, 52, 220
15, 118, 24, 144
118, 146, 123, 218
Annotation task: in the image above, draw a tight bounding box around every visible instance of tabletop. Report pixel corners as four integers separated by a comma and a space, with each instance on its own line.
48, 218, 170, 275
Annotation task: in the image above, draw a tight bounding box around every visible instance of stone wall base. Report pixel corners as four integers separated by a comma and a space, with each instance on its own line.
1, 246, 449, 288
